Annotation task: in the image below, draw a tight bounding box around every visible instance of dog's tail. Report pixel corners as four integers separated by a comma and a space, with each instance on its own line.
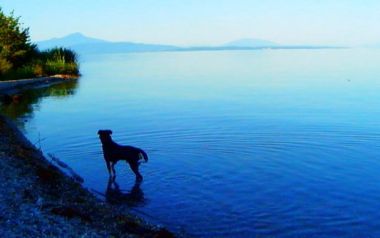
139, 149, 148, 163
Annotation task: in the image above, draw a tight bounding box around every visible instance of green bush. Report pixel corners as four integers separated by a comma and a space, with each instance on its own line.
44, 61, 79, 76
0, 57, 12, 74
40, 47, 78, 64
1, 64, 36, 80
40, 48, 79, 76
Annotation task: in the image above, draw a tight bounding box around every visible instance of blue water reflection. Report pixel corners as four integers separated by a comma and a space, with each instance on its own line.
2, 49, 380, 237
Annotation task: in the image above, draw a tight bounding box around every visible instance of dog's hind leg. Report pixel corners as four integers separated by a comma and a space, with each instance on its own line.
128, 161, 143, 181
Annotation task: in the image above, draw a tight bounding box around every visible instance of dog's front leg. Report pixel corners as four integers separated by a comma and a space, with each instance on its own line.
106, 161, 112, 177
111, 162, 117, 178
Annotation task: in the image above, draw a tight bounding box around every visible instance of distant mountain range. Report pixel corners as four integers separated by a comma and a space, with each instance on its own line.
224, 38, 279, 48
36, 33, 345, 54
37, 32, 107, 49
37, 32, 179, 53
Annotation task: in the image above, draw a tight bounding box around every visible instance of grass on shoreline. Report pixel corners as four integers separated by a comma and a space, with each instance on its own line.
0, 47, 80, 81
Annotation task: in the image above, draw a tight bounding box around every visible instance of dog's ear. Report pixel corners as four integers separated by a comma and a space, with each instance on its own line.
98, 129, 112, 135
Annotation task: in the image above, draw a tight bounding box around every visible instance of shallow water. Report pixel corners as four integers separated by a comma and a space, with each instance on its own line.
2, 49, 380, 237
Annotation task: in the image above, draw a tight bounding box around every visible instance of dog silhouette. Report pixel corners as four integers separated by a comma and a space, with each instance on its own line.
98, 130, 148, 181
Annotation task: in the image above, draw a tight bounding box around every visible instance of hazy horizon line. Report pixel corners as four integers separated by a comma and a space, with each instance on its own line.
35, 32, 360, 48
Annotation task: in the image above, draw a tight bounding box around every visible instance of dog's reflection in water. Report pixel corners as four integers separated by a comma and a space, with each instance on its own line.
105, 177, 145, 207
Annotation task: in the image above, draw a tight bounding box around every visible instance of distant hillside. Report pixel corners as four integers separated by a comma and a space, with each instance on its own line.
37, 33, 108, 50
224, 38, 279, 48
36, 33, 344, 54
37, 33, 179, 53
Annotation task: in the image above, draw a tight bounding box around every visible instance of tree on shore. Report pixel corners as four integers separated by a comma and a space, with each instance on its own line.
0, 8, 36, 75
0, 8, 79, 80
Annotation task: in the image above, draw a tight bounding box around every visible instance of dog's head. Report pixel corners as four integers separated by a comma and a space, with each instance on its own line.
98, 130, 113, 143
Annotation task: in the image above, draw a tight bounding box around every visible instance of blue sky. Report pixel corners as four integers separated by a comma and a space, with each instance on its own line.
2, 0, 380, 46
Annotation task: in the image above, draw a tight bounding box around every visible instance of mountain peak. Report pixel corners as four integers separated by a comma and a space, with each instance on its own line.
37, 32, 107, 50
65, 32, 86, 38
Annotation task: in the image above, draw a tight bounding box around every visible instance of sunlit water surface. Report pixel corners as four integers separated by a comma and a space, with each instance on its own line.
2, 49, 380, 237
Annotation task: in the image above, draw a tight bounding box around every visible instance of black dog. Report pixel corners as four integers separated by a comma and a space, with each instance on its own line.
98, 130, 148, 181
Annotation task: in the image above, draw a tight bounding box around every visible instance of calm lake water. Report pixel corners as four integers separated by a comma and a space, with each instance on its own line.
2, 49, 380, 237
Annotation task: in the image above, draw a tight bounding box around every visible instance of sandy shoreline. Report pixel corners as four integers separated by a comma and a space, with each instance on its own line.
0, 114, 176, 237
